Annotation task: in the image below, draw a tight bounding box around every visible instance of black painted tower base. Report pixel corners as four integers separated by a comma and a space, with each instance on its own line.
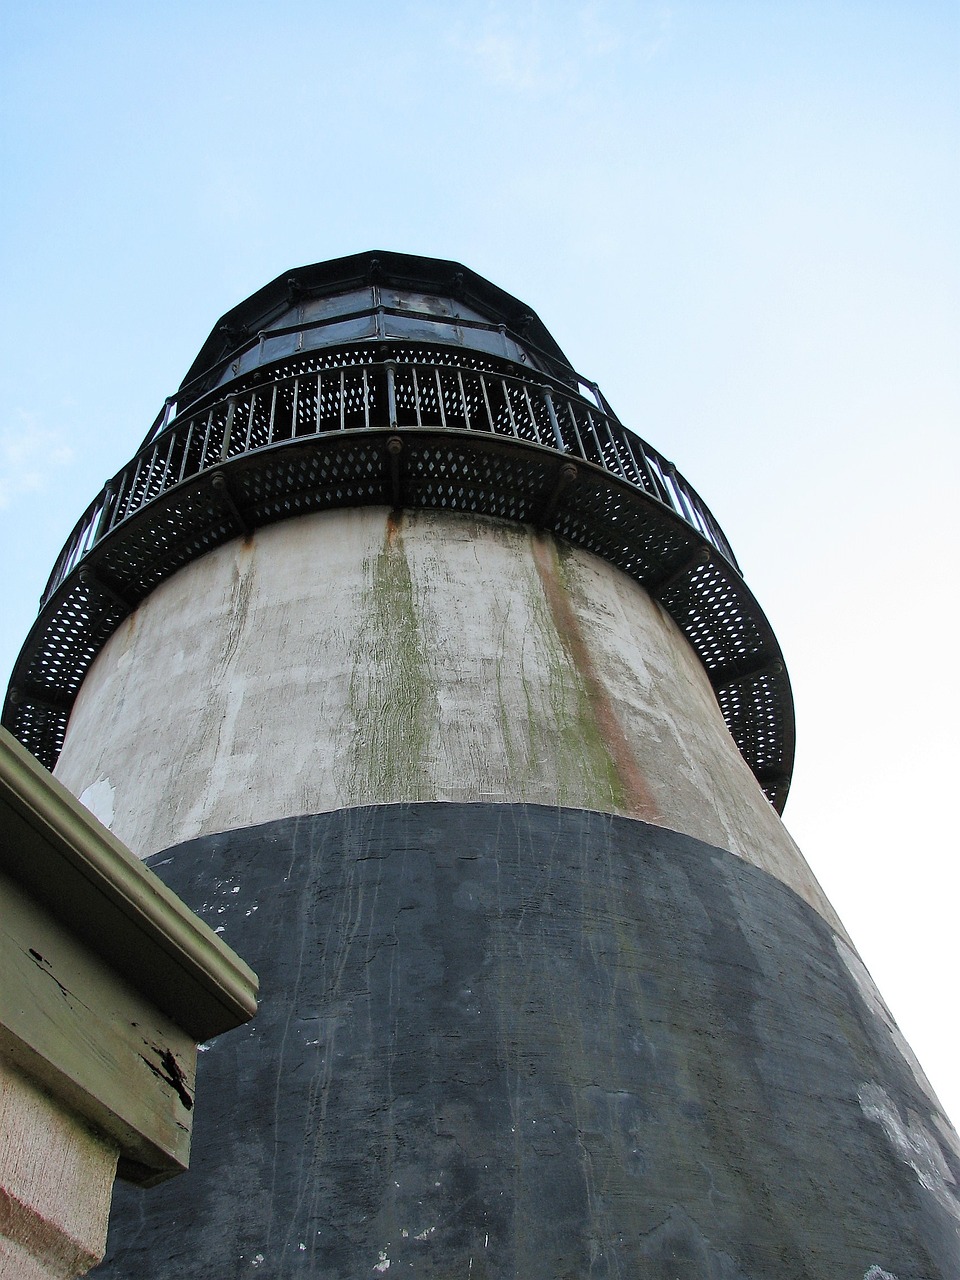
94, 805, 959, 1279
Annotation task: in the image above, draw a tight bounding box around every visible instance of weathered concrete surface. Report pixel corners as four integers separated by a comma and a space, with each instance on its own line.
0, 1059, 118, 1279
54, 507, 837, 930
93, 805, 960, 1279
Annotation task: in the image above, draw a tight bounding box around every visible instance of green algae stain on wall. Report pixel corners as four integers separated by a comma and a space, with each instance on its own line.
340, 512, 655, 816
347, 512, 432, 803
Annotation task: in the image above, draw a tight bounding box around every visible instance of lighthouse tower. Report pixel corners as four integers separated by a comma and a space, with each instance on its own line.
5, 253, 958, 1278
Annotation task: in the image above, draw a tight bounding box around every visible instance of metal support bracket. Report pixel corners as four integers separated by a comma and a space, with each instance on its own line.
648, 546, 712, 599
385, 436, 404, 509
78, 568, 134, 614
710, 657, 785, 693
538, 461, 578, 528
7, 685, 73, 715
210, 470, 253, 537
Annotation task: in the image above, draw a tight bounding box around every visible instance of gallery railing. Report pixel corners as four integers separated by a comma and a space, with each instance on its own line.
42, 353, 739, 606
12, 341, 792, 810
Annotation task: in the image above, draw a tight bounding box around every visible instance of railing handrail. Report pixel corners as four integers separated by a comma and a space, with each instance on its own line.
42, 351, 740, 608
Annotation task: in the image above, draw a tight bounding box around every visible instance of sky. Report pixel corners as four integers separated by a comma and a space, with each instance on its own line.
1, 2, 957, 1124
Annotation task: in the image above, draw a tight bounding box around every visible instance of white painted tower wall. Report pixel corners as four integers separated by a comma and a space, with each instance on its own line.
56, 506, 841, 932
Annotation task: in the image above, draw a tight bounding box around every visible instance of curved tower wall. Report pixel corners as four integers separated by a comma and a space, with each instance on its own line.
4, 252, 957, 1278
53, 506, 840, 931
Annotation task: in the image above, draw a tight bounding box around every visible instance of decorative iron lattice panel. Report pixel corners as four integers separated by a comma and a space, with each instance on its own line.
5, 411, 794, 810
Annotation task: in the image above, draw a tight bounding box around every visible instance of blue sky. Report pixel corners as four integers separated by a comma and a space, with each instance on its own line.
2, 2, 958, 1122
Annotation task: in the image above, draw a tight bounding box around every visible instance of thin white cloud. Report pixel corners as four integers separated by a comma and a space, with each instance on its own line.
0, 412, 74, 510
446, 1, 671, 96
450, 5, 559, 94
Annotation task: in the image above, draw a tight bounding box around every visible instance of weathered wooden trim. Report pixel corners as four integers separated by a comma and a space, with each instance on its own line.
0, 728, 257, 1040
1, 872, 195, 1184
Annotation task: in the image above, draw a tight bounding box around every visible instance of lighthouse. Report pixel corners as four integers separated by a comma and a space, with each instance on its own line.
5, 252, 958, 1277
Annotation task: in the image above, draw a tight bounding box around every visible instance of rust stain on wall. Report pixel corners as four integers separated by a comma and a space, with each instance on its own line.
530, 531, 659, 823
385, 508, 402, 546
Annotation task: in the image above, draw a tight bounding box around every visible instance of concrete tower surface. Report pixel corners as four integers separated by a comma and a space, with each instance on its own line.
5, 252, 958, 1278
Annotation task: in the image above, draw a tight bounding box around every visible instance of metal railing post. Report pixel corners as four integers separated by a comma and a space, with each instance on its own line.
385, 362, 398, 430
29, 350, 746, 618
542, 387, 565, 452
221, 395, 237, 461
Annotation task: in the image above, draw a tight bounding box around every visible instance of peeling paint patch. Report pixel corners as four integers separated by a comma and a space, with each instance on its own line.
864, 1267, 898, 1280
79, 776, 115, 829
373, 1248, 391, 1272
859, 1082, 960, 1223
139, 1045, 194, 1110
